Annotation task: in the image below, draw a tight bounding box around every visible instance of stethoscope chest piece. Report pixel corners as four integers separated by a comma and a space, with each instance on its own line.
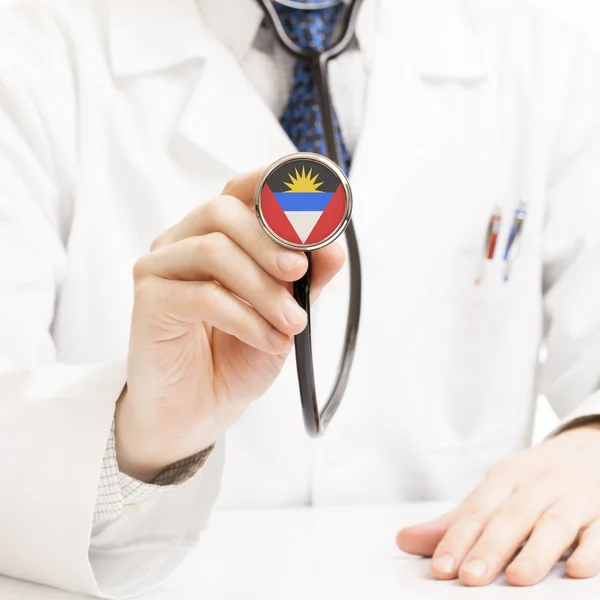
255, 152, 352, 252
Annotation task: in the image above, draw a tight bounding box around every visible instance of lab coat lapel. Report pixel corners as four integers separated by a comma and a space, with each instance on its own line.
108, 0, 295, 175
350, 0, 497, 236
172, 0, 296, 174
175, 48, 296, 174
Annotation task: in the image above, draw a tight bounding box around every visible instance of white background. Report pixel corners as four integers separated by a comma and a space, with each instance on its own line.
529, 0, 600, 52
0, 0, 598, 439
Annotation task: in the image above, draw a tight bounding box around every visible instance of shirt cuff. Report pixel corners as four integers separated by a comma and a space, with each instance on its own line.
94, 421, 215, 523
547, 389, 600, 438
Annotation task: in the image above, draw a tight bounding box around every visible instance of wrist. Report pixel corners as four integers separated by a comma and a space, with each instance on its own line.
114, 387, 161, 482
114, 387, 215, 482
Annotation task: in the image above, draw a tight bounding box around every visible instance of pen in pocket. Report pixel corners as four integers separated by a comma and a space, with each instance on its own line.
503, 200, 527, 282
475, 204, 502, 285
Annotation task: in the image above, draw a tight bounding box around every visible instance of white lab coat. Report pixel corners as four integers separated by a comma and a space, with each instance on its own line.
1, 0, 600, 596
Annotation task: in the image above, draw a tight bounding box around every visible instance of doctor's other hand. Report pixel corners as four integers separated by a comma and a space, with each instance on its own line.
396, 423, 600, 586
115, 168, 345, 482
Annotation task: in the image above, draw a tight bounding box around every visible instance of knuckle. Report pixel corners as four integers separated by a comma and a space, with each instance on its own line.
218, 193, 240, 209
188, 231, 229, 259
133, 275, 162, 309
538, 510, 575, 532
187, 235, 208, 258
204, 196, 237, 231
197, 280, 222, 305
486, 458, 513, 482
206, 194, 241, 229
221, 177, 240, 197
460, 508, 489, 529
493, 504, 524, 524
236, 299, 257, 333
149, 235, 162, 252
132, 254, 152, 282
200, 198, 224, 228
150, 226, 174, 251
204, 231, 230, 255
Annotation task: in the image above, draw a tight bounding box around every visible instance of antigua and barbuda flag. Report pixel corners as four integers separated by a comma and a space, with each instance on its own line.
256, 155, 352, 251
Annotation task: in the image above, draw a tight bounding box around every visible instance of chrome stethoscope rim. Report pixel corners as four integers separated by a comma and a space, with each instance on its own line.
254, 152, 353, 252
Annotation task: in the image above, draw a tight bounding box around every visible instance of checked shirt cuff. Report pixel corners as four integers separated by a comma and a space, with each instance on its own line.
94, 421, 214, 523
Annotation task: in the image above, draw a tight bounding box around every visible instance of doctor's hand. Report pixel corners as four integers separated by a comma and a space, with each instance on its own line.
115, 169, 344, 482
396, 423, 600, 586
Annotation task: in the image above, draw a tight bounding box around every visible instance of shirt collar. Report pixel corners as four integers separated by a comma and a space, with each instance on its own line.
195, 0, 373, 64
195, 0, 264, 62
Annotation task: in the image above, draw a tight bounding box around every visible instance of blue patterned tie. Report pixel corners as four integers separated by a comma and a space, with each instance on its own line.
274, 1, 352, 173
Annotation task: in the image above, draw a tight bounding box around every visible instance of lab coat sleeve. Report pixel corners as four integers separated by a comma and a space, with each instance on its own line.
0, 7, 224, 598
539, 40, 600, 430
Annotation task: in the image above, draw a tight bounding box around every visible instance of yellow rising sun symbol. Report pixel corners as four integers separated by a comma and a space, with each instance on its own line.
284, 166, 324, 193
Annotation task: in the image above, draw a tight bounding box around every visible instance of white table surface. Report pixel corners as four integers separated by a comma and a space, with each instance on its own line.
1, 502, 599, 599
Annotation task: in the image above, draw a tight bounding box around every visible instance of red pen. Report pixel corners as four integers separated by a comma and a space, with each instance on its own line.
475, 204, 502, 285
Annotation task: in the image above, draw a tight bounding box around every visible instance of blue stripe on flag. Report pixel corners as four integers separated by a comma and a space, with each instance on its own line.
273, 192, 334, 211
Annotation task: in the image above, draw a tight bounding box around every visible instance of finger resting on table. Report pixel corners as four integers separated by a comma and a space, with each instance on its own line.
429, 474, 515, 580
566, 516, 600, 579
505, 499, 582, 586
396, 511, 456, 557
457, 482, 559, 586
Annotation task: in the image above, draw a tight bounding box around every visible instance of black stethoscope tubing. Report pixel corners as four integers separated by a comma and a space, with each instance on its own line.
257, 0, 364, 437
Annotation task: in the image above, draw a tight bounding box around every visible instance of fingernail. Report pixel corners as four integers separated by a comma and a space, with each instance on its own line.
277, 252, 303, 272
282, 298, 306, 325
511, 557, 536, 575
463, 558, 489, 579
268, 328, 291, 350
432, 554, 456, 574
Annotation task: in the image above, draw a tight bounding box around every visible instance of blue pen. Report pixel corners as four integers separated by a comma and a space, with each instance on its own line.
503, 201, 527, 281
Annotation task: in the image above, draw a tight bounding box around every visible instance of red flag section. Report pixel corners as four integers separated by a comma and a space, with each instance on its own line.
260, 185, 302, 245
304, 185, 346, 246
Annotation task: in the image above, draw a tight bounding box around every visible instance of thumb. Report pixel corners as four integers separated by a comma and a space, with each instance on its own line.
396, 511, 455, 557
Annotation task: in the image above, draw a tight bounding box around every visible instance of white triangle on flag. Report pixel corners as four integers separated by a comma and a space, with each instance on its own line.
284, 211, 323, 243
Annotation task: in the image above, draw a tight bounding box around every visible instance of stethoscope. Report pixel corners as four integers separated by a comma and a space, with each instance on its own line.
255, 0, 364, 437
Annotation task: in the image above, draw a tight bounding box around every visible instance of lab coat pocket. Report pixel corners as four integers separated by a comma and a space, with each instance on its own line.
424, 251, 533, 450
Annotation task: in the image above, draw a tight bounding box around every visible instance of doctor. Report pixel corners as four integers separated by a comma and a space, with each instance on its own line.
2, 0, 600, 596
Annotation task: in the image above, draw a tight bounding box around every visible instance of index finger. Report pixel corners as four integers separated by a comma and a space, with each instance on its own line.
150, 166, 269, 251
221, 167, 267, 207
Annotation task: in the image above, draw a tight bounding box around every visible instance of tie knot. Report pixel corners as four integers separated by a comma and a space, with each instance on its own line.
273, 1, 344, 53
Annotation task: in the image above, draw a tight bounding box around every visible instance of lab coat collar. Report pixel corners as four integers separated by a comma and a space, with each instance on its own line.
108, 0, 209, 77
108, 0, 382, 78
108, 0, 498, 79
407, 0, 500, 81
107, 0, 508, 81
